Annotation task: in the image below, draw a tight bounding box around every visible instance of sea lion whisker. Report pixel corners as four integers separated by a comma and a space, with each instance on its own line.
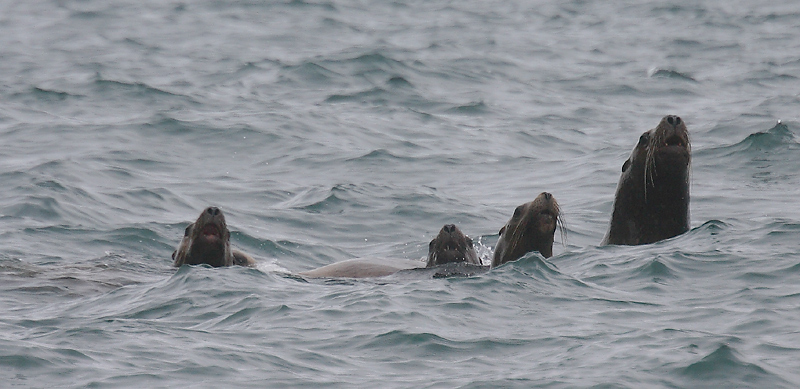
552, 200, 567, 247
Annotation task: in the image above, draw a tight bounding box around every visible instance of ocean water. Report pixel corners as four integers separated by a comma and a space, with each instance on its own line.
1, 0, 800, 387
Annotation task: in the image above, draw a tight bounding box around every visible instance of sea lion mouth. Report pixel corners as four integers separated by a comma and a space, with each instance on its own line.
201, 224, 222, 240
662, 134, 687, 148
539, 209, 555, 219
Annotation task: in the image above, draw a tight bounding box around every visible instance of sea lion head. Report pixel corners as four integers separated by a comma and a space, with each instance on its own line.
426, 224, 481, 267
492, 192, 563, 267
605, 115, 691, 245
172, 207, 234, 267
623, 115, 691, 190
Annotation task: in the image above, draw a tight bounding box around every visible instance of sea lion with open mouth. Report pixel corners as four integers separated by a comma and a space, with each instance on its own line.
492, 192, 562, 267
172, 207, 256, 267
603, 115, 691, 245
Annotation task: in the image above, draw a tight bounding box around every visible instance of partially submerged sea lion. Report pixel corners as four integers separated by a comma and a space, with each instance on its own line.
298, 257, 425, 279
300, 224, 481, 278
172, 207, 256, 267
603, 115, 691, 245
492, 192, 562, 267
426, 224, 481, 267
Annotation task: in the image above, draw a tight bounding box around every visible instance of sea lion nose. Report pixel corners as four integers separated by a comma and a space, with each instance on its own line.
443, 224, 456, 233
542, 192, 552, 200
206, 207, 221, 216
666, 115, 682, 126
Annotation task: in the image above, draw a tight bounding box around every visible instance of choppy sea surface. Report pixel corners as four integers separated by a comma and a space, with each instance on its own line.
2, 0, 800, 387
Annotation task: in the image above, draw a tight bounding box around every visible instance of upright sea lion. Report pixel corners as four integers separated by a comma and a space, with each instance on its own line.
172, 207, 256, 267
492, 192, 561, 267
603, 115, 691, 245
300, 224, 481, 278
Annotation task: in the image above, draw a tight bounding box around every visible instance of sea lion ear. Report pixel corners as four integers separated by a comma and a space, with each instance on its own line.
622, 159, 631, 172
184, 225, 192, 237
499, 226, 506, 236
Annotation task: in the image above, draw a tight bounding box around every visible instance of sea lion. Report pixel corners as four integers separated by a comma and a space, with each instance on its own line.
426, 224, 481, 267
300, 223, 481, 278
172, 207, 256, 267
492, 192, 561, 267
298, 257, 425, 278
603, 115, 691, 245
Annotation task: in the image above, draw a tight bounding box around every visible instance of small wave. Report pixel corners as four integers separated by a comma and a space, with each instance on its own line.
325, 87, 389, 104
677, 344, 787, 387
345, 148, 411, 163
698, 122, 799, 182
273, 185, 351, 213
6, 196, 64, 221
387, 76, 413, 89
704, 122, 797, 156
280, 61, 341, 85
490, 252, 563, 282
445, 101, 489, 115
28, 87, 82, 102
92, 76, 199, 105
632, 257, 678, 281
647, 67, 698, 82
0, 353, 55, 370
731, 121, 797, 152
286, 0, 337, 11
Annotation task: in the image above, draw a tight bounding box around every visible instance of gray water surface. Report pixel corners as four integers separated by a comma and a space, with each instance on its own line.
1, 1, 799, 387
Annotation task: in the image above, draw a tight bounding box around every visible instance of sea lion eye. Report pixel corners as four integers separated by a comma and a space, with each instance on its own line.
467, 238, 474, 248
172, 250, 176, 260
184, 225, 192, 236
638, 132, 650, 145
513, 206, 522, 218
622, 159, 631, 173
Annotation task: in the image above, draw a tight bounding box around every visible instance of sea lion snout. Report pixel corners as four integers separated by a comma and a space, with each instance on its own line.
198, 206, 227, 226
653, 115, 690, 154
666, 115, 682, 126
443, 224, 457, 234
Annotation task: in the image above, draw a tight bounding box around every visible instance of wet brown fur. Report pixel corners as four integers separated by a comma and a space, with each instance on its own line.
172, 207, 256, 267
604, 115, 691, 245
492, 192, 564, 267
426, 224, 481, 267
